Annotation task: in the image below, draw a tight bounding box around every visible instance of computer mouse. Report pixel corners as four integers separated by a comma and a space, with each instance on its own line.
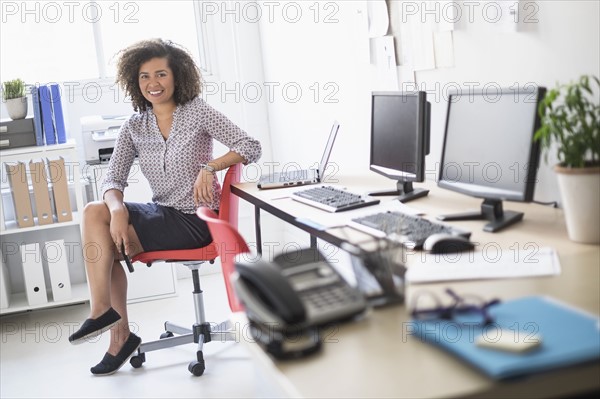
423, 234, 475, 254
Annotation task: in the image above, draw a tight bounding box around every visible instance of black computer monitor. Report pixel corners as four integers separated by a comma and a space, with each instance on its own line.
369, 91, 431, 203
437, 86, 546, 232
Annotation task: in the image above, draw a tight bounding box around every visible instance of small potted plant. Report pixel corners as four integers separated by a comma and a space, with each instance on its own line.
535, 75, 600, 244
2, 78, 28, 120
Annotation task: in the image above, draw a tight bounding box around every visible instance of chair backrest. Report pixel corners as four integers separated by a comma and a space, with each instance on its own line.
219, 163, 241, 228
197, 206, 249, 312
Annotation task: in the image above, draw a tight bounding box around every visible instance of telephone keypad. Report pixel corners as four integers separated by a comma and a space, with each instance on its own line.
304, 284, 361, 311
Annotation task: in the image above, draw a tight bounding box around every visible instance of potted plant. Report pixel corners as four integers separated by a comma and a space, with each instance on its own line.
535, 75, 600, 244
2, 78, 28, 120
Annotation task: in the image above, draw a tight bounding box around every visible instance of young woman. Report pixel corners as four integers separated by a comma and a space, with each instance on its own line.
68, 38, 262, 375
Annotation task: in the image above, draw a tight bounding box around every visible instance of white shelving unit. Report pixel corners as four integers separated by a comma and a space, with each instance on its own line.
0, 141, 88, 315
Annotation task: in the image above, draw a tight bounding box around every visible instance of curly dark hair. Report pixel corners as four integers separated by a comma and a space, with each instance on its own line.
115, 38, 202, 112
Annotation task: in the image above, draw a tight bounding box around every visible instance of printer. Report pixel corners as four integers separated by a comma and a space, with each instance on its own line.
81, 115, 129, 164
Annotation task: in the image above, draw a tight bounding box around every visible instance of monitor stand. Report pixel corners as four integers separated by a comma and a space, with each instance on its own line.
368, 181, 429, 203
437, 198, 524, 232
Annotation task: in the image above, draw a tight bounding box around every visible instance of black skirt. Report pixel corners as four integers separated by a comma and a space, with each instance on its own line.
125, 202, 213, 252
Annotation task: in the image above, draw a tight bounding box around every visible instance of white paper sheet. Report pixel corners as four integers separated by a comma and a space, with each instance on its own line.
406, 246, 561, 284
433, 30, 455, 68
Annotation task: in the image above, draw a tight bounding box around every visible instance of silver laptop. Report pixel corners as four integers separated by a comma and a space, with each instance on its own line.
257, 121, 340, 190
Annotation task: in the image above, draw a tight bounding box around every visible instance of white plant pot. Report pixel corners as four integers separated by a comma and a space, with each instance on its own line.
5, 97, 28, 120
555, 165, 600, 244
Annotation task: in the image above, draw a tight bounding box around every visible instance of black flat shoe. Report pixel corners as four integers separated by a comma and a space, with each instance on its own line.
69, 308, 121, 345
90, 333, 142, 376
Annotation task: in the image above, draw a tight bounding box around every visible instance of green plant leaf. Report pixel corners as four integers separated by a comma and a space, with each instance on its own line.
535, 74, 600, 168
2, 78, 26, 101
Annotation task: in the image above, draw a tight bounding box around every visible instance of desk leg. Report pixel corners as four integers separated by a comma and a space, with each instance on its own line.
255, 205, 262, 255
310, 235, 317, 249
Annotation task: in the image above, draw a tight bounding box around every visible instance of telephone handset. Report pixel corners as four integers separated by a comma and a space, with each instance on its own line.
233, 248, 367, 330
233, 258, 306, 326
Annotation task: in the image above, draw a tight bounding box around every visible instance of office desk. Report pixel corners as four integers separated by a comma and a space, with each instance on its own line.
231, 175, 600, 398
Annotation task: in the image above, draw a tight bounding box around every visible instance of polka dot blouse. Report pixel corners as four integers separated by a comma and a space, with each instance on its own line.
100, 96, 262, 213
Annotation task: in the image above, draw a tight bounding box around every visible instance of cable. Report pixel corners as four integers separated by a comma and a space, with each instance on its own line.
533, 200, 559, 208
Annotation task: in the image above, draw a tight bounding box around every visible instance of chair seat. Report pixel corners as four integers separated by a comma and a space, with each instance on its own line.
132, 242, 219, 265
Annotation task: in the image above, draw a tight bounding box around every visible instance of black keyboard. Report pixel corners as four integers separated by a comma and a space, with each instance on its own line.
291, 186, 380, 213
350, 211, 470, 249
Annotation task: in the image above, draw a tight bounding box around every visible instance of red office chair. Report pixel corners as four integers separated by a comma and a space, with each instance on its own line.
128, 163, 248, 376
196, 207, 249, 313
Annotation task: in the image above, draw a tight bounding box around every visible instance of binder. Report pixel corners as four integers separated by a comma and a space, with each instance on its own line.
49, 84, 67, 144
5, 162, 35, 228
1, 250, 11, 309
410, 295, 600, 379
0, 189, 4, 231
47, 157, 72, 222
20, 243, 48, 306
29, 160, 54, 226
30, 86, 44, 146
38, 85, 56, 145
43, 240, 72, 302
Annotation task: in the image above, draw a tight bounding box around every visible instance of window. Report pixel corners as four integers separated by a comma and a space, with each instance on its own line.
0, 1, 208, 85
0, 8, 98, 84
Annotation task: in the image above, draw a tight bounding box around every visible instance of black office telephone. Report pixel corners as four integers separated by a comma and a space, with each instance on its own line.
233, 248, 367, 358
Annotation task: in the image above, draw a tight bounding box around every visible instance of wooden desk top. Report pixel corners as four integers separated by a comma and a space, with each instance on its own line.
232, 175, 600, 398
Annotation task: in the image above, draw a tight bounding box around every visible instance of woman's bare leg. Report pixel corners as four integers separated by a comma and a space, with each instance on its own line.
82, 202, 116, 318
81, 201, 143, 355
106, 258, 131, 355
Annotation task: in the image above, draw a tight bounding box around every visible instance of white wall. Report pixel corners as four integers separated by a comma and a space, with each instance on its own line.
258, 0, 600, 204
258, 1, 372, 177
415, 0, 600, 202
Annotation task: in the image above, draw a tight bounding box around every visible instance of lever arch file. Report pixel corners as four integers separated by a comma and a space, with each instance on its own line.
43, 240, 72, 302
49, 84, 67, 144
47, 157, 72, 223
6, 162, 35, 228
39, 85, 56, 145
29, 160, 54, 226
1, 250, 11, 309
30, 86, 44, 146
20, 243, 48, 306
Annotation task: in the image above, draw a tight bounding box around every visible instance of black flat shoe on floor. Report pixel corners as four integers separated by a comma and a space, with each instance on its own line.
68, 308, 121, 345
90, 333, 142, 376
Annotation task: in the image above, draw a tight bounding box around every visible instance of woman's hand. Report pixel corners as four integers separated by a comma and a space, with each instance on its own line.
109, 207, 130, 255
194, 169, 215, 206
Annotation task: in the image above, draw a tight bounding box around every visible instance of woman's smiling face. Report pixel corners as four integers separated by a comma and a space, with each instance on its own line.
138, 57, 175, 107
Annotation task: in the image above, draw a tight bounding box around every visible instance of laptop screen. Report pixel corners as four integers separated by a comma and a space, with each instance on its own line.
318, 121, 340, 177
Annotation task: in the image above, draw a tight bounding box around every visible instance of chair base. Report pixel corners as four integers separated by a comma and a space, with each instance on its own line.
129, 265, 236, 376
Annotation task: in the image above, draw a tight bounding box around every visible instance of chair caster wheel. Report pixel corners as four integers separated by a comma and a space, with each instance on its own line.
188, 351, 205, 376
160, 331, 174, 339
130, 353, 145, 368
188, 361, 205, 376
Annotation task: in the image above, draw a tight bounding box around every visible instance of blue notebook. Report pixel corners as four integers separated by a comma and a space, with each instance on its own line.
30, 86, 44, 146
411, 296, 600, 379
38, 85, 56, 145
49, 84, 67, 144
